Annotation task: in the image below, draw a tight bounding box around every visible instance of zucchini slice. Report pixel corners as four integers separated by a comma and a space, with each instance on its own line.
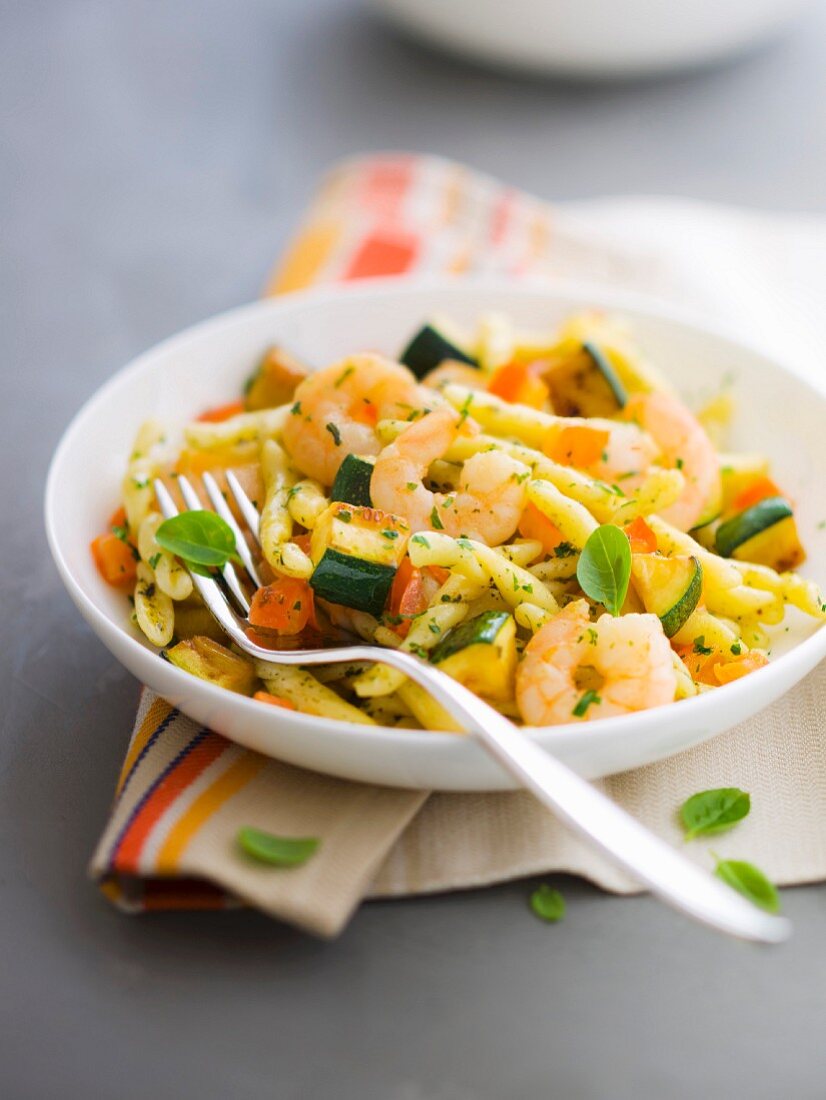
309, 550, 397, 617
331, 454, 374, 507
714, 497, 793, 559
165, 636, 257, 694
727, 513, 805, 571
582, 341, 628, 408
309, 503, 410, 617
400, 322, 478, 379
543, 339, 627, 417
430, 610, 517, 702
631, 553, 703, 638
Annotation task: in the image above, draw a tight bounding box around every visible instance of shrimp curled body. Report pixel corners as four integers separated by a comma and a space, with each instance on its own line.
516, 599, 676, 725
282, 354, 427, 485
622, 392, 720, 531
371, 406, 529, 544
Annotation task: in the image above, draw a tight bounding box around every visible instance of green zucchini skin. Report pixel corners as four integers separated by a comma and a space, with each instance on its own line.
331, 454, 374, 507
430, 610, 511, 664
659, 558, 703, 638
400, 324, 478, 379
582, 341, 627, 408
715, 497, 793, 559
309, 549, 396, 617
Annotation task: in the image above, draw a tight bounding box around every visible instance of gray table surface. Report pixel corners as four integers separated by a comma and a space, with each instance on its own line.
4, 1, 826, 1097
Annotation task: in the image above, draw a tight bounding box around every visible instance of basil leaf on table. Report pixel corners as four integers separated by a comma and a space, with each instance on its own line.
237, 827, 320, 867
155, 510, 240, 570
714, 857, 780, 913
680, 787, 751, 840
576, 525, 632, 616
529, 884, 566, 923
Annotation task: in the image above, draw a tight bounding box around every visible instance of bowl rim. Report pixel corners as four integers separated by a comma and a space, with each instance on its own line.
44, 274, 826, 766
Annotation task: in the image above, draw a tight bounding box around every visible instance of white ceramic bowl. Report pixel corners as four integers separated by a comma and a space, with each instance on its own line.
45, 278, 826, 790
370, 0, 810, 79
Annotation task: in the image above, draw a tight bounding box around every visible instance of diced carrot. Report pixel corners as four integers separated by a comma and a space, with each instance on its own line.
108, 506, 127, 528
196, 400, 245, 423
253, 691, 297, 710
673, 644, 718, 685
91, 532, 138, 588
249, 577, 314, 634
732, 476, 781, 513
713, 651, 770, 684
387, 557, 429, 637
176, 445, 252, 475
426, 565, 451, 585
624, 516, 658, 555
518, 502, 565, 554
488, 362, 549, 410
545, 425, 610, 468
350, 398, 378, 426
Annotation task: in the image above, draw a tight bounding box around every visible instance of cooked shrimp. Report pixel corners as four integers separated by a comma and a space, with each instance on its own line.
623, 392, 720, 530
516, 599, 676, 725
282, 354, 427, 485
371, 406, 530, 544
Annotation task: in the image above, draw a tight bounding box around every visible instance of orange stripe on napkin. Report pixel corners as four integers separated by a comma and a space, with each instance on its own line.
113, 732, 227, 873
156, 753, 267, 873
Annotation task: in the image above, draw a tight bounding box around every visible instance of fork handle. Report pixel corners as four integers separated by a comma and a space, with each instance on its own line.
363, 650, 791, 944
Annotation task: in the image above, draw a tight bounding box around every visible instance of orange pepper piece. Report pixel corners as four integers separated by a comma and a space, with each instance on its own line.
545, 425, 610, 468
253, 691, 297, 710
90, 532, 138, 588
488, 362, 549, 410
732, 476, 782, 513
713, 651, 770, 684
387, 557, 429, 638
196, 400, 245, 423
518, 502, 565, 554
249, 577, 314, 635
624, 516, 658, 554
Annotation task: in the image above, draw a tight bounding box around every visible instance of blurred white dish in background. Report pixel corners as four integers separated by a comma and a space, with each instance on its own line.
369, 0, 811, 78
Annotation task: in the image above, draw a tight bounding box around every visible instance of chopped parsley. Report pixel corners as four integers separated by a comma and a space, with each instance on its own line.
730, 641, 742, 655
148, 552, 162, 569
693, 636, 713, 655
334, 365, 355, 388
381, 529, 399, 540
572, 689, 600, 717
675, 457, 684, 470
290, 401, 302, 415
430, 507, 444, 530
553, 541, 577, 558
411, 534, 430, 548
325, 422, 342, 446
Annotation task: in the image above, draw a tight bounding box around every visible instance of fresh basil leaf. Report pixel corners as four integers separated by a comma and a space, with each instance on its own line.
576, 525, 631, 616
714, 857, 780, 913
530, 884, 566, 923
155, 510, 239, 569
237, 827, 320, 867
680, 787, 750, 840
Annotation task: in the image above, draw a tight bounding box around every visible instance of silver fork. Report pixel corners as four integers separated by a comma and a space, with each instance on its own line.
155, 474, 791, 944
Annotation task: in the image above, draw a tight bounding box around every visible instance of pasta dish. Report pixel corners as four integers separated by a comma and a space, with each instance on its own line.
90, 311, 825, 730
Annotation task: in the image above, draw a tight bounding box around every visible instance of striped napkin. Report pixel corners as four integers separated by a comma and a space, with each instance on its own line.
91, 153, 826, 936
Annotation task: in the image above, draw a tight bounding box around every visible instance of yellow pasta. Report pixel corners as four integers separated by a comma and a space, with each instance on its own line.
106, 308, 822, 729
255, 664, 377, 725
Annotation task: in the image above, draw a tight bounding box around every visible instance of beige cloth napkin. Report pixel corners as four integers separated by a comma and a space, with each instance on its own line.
92, 155, 826, 936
